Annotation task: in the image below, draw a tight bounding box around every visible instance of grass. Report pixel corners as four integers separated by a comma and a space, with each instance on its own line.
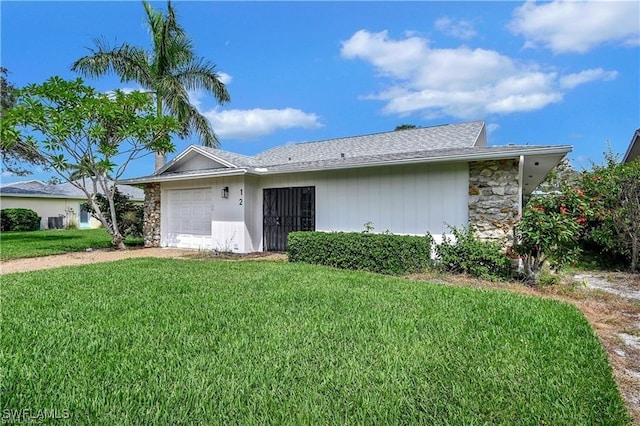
0, 228, 142, 260
1, 260, 630, 424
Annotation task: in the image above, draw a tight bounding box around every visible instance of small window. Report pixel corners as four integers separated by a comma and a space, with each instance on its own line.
79, 206, 90, 227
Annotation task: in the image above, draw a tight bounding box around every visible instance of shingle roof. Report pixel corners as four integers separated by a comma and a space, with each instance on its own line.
0, 180, 144, 200
192, 121, 485, 171
262, 145, 546, 173
197, 148, 258, 167
254, 121, 486, 167
121, 120, 572, 194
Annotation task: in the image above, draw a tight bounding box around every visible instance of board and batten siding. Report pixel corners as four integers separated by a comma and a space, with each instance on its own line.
248, 162, 469, 251
157, 162, 469, 252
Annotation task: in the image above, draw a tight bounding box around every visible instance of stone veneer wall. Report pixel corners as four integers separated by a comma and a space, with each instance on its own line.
468, 159, 520, 245
143, 183, 161, 248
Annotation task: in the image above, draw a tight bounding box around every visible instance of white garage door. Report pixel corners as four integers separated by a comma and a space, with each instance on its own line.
166, 188, 213, 249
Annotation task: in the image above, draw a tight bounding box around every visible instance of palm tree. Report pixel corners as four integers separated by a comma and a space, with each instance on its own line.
72, 1, 230, 171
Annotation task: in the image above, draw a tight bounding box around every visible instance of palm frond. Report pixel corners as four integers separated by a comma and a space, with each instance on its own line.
175, 59, 231, 104
71, 39, 153, 88
161, 77, 219, 148
72, 1, 228, 151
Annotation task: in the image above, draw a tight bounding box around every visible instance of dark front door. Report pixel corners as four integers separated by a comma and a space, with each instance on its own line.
263, 186, 315, 251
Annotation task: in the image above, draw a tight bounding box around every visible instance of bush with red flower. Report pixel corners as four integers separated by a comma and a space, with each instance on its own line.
515, 185, 593, 284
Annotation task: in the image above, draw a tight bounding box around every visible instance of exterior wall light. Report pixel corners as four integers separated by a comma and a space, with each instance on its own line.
221, 187, 229, 198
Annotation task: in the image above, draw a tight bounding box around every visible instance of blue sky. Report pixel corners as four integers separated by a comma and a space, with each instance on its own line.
1, 1, 638, 183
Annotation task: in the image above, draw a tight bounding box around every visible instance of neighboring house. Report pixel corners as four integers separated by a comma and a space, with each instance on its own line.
623, 128, 639, 163
0, 180, 144, 230
122, 121, 572, 252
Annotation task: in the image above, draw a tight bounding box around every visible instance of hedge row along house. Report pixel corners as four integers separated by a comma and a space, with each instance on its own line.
122, 121, 572, 252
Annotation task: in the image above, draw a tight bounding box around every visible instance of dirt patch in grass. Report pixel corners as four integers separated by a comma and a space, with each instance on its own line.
409, 270, 640, 424
0, 247, 286, 275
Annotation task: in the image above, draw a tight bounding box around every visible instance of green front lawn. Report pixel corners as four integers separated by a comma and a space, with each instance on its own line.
0, 228, 142, 260
1, 260, 630, 424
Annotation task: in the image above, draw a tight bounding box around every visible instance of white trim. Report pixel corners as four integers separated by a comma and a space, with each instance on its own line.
155, 145, 238, 175
518, 155, 524, 217
0, 193, 144, 201
190, 145, 238, 168
122, 169, 248, 185
251, 146, 573, 175
124, 146, 572, 184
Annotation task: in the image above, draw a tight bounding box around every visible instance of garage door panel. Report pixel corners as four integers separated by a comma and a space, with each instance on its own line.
167, 189, 213, 247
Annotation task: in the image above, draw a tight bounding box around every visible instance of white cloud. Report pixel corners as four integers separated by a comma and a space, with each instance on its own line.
559, 68, 618, 89
486, 123, 500, 135
435, 17, 477, 40
218, 72, 233, 85
203, 108, 323, 140
188, 89, 205, 110
340, 29, 617, 119
509, 0, 640, 54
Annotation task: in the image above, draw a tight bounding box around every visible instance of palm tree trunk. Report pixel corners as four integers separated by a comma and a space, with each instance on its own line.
155, 152, 166, 172
154, 96, 166, 172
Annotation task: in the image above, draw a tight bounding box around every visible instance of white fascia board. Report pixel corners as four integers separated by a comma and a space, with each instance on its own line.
155, 145, 198, 175
0, 193, 144, 201
623, 130, 640, 163
121, 168, 248, 184
155, 145, 238, 175
189, 145, 238, 168
473, 122, 487, 147
250, 146, 573, 175
0, 193, 87, 200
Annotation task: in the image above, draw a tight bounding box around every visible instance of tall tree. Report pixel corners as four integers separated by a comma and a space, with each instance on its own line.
71, 1, 230, 171
580, 151, 640, 272
0, 67, 45, 175
1, 77, 180, 249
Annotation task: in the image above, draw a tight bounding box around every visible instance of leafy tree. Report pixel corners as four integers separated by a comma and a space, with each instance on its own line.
82, 187, 144, 238
0, 77, 180, 249
0, 67, 45, 175
580, 152, 640, 271
515, 185, 592, 284
71, 1, 230, 171
394, 124, 417, 131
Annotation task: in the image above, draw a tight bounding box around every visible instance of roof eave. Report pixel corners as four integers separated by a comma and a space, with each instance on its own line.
155, 145, 239, 175
0, 193, 143, 201
121, 168, 249, 185
252, 146, 573, 175
623, 129, 640, 163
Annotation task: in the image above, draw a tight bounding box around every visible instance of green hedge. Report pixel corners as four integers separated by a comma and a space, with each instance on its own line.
288, 231, 433, 275
435, 226, 512, 281
1, 208, 41, 232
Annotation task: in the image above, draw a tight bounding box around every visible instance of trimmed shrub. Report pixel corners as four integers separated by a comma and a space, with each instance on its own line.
288, 231, 434, 275
435, 226, 511, 281
81, 187, 143, 238
0, 208, 41, 232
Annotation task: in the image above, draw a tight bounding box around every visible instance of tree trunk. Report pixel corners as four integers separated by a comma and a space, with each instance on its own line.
154, 97, 166, 172
111, 232, 126, 250
632, 235, 638, 272
155, 151, 166, 172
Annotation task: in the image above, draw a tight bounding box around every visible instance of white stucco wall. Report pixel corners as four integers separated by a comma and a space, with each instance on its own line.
0, 196, 101, 229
